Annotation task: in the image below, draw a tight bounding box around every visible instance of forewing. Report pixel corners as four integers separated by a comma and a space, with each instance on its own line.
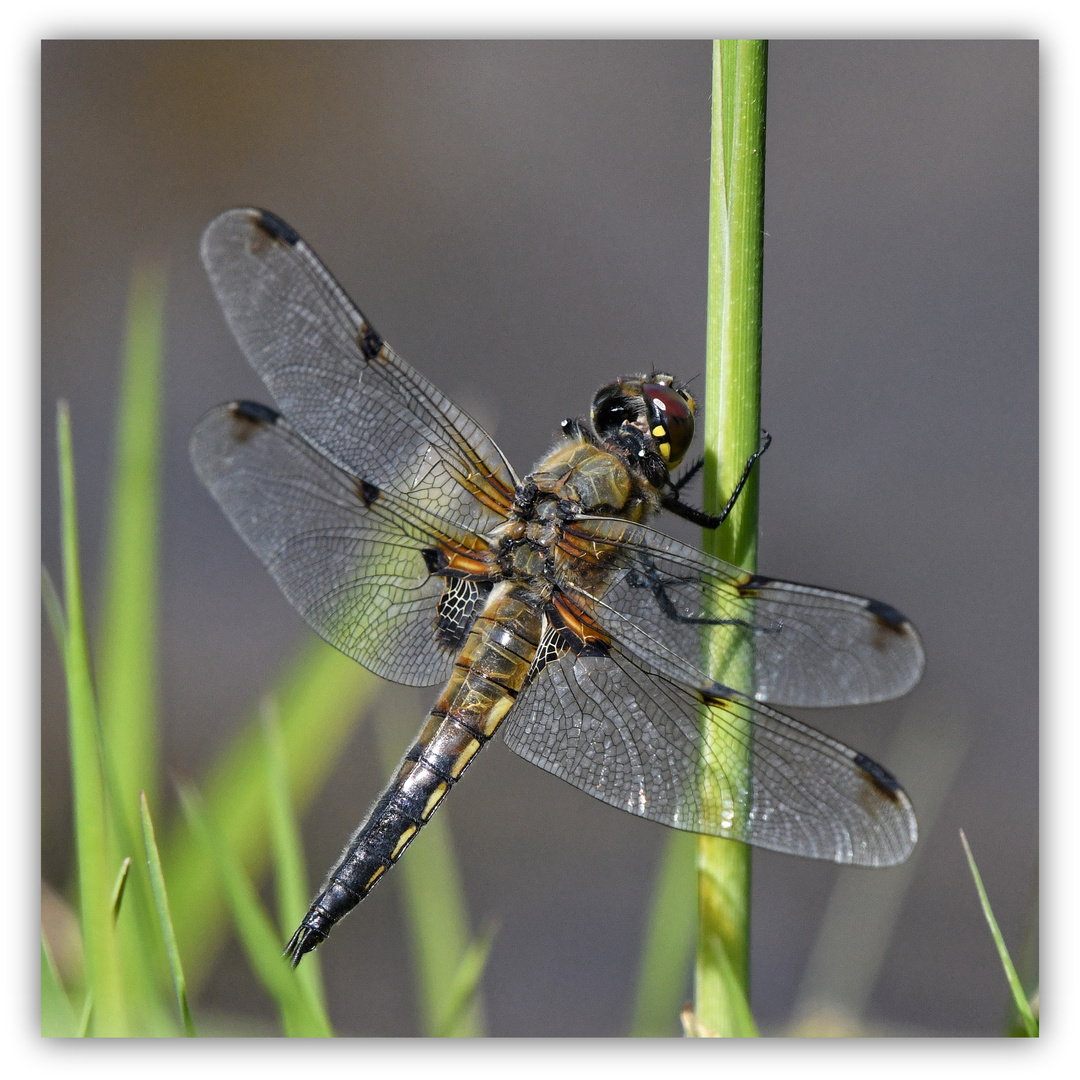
201, 208, 519, 535
560, 516, 925, 708
501, 626, 916, 866
190, 401, 493, 687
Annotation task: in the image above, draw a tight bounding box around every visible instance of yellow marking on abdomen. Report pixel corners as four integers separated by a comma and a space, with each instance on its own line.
391, 825, 418, 860
422, 782, 449, 819
477, 694, 513, 737
365, 865, 386, 890
448, 737, 481, 778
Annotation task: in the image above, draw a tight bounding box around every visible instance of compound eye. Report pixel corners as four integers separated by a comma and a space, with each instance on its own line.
643, 383, 695, 467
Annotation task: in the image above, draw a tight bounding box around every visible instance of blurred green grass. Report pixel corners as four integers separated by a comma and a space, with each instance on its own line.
42, 264, 491, 1035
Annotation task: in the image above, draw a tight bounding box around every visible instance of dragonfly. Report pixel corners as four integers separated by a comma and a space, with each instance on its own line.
191, 208, 924, 966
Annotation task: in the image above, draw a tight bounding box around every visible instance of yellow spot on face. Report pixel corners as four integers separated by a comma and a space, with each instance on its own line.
391, 825, 418, 860
651, 425, 666, 439
478, 696, 513, 736
422, 782, 448, 819
365, 865, 386, 890
449, 738, 481, 777
659, 442, 671, 460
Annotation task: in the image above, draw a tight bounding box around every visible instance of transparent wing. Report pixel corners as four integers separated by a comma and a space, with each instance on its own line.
190, 401, 494, 687
201, 208, 519, 535
558, 516, 925, 708
502, 625, 916, 866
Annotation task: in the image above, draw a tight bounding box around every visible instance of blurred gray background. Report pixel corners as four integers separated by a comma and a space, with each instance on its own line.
41, 40, 1037, 1036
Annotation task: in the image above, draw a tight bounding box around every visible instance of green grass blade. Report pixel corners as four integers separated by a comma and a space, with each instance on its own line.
98, 264, 166, 832
76, 992, 93, 1037
140, 793, 198, 1036
261, 698, 330, 1023
1004, 862, 1038, 1036
377, 715, 487, 1037
109, 857, 132, 922
631, 830, 697, 1036
959, 830, 1038, 1036
178, 783, 332, 1037
161, 639, 378, 989
42, 568, 67, 662
433, 924, 497, 1038
41, 935, 79, 1037
89, 268, 179, 1029
694, 39, 768, 1039
56, 401, 127, 1035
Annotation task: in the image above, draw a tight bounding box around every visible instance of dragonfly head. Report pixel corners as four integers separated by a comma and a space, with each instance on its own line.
591, 373, 697, 470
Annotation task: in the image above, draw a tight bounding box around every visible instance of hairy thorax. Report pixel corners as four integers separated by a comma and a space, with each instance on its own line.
488, 437, 661, 599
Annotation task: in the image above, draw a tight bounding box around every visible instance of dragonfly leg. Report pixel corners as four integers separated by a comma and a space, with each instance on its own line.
662, 430, 771, 529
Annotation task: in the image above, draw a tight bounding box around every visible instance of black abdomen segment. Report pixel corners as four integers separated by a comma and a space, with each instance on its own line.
285, 585, 542, 965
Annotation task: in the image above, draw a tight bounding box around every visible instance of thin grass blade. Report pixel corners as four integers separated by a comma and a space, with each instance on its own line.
959, 830, 1038, 1036
56, 401, 126, 1035
178, 783, 332, 1036
109, 857, 132, 922
695, 39, 768, 1038
631, 830, 697, 1036
140, 793, 198, 1036
162, 639, 377, 989
42, 567, 67, 663
98, 264, 166, 832
41, 935, 79, 1037
261, 697, 330, 1022
90, 269, 178, 1029
433, 924, 497, 1038
76, 992, 93, 1037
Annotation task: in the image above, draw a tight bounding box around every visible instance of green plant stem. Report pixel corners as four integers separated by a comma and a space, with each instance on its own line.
694, 38, 768, 1039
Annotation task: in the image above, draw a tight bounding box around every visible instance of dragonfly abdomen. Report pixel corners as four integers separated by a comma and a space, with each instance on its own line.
286, 583, 543, 964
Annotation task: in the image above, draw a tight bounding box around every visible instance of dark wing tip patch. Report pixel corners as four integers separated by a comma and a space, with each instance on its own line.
854, 751, 904, 804
253, 208, 301, 246
866, 598, 911, 633
226, 400, 280, 442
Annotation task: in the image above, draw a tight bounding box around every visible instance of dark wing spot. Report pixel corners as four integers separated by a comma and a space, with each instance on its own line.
253, 209, 301, 246
422, 547, 445, 575
854, 752, 904, 805
227, 400, 279, 443
735, 572, 769, 598
866, 598, 910, 633
357, 323, 384, 361
700, 687, 736, 711
356, 478, 380, 507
